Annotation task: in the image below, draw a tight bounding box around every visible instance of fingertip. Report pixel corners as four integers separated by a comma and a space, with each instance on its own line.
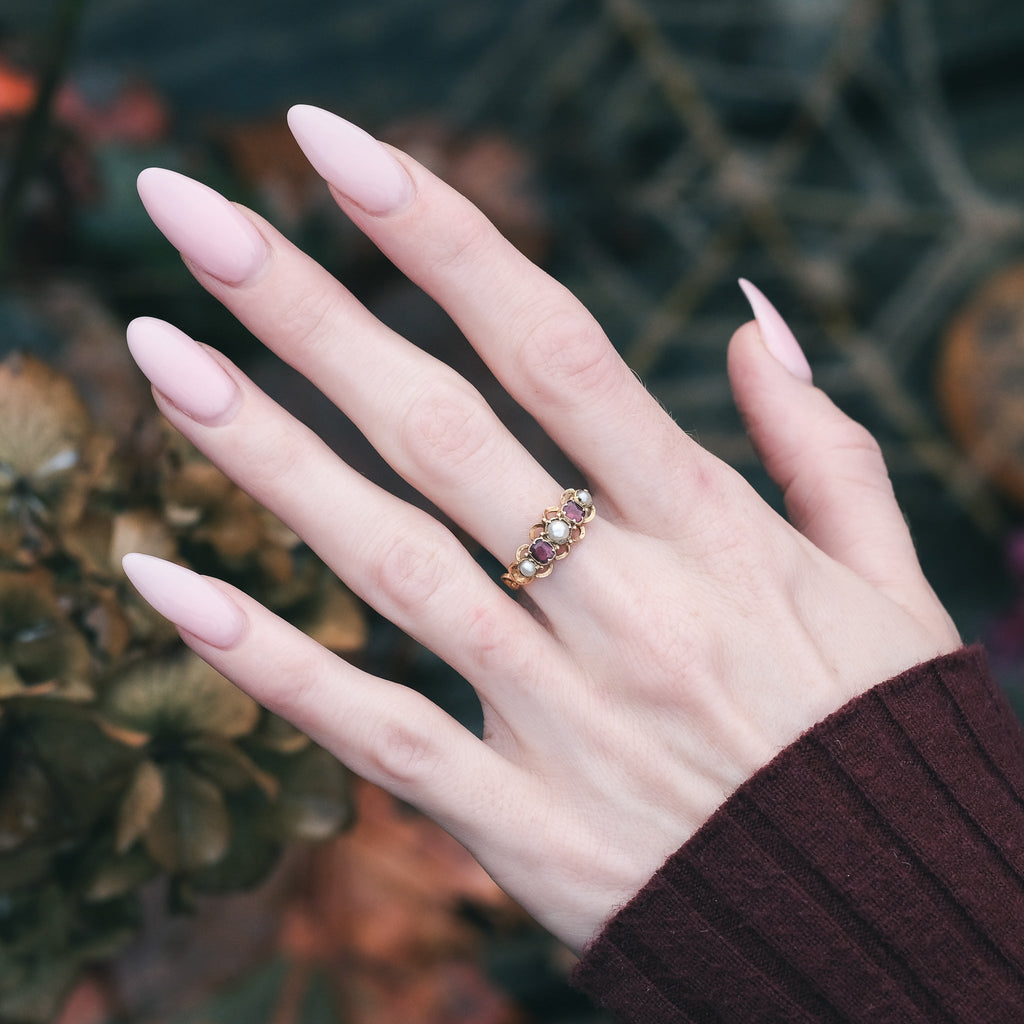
727, 318, 809, 431
124, 317, 240, 425
135, 164, 165, 195
135, 166, 267, 284
122, 553, 247, 650
737, 279, 813, 384
727, 318, 769, 376
285, 103, 415, 216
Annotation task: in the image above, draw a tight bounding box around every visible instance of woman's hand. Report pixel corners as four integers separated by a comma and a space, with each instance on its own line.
122, 104, 960, 954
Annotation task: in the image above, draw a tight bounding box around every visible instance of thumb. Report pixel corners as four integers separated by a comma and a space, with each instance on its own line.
728, 281, 952, 634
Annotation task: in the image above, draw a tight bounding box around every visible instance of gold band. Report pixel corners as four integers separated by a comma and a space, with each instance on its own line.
501, 488, 595, 590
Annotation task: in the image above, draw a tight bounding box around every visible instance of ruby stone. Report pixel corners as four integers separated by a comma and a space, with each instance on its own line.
530, 538, 556, 564
562, 500, 584, 523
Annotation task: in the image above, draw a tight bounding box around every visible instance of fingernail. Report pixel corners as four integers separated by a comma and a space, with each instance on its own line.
123, 553, 246, 649
287, 104, 415, 216
738, 279, 813, 383
126, 317, 240, 424
137, 168, 267, 284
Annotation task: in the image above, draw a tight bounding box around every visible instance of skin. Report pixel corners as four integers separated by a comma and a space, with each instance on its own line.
128, 139, 960, 955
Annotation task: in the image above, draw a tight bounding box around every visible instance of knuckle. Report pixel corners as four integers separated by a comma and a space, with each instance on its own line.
238, 421, 308, 496
462, 601, 518, 678
370, 523, 451, 619
367, 716, 445, 788
258, 642, 330, 723
274, 286, 344, 360
398, 380, 493, 475
672, 453, 750, 540
428, 207, 495, 274
825, 417, 890, 484
828, 412, 884, 457
516, 302, 619, 401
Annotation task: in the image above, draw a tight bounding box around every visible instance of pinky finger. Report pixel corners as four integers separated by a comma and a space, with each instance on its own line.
121, 553, 515, 838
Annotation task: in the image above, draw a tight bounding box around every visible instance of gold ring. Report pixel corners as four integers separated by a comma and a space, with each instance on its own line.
501, 488, 595, 589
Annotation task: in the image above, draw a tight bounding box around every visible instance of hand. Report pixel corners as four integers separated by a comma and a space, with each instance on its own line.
122, 104, 960, 954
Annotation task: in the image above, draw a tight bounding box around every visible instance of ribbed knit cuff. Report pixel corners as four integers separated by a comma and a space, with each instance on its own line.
572, 647, 1024, 1023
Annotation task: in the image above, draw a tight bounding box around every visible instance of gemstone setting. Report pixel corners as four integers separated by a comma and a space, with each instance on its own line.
502, 487, 595, 589
530, 538, 556, 564
562, 500, 585, 524
545, 518, 571, 545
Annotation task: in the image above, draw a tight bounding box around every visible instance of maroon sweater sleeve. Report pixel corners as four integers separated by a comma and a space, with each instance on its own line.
572, 646, 1024, 1023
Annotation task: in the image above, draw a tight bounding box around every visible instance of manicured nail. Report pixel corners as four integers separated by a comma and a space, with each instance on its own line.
137, 168, 267, 284
287, 104, 415, 216
123, 553, 246, 649
126, 317, 239, 424
738, 279, 813, 383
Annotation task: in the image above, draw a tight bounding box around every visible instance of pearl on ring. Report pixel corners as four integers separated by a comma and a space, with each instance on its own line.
545, 518, 571, 545
501, 487, 595, 589
518, 558, 539, 578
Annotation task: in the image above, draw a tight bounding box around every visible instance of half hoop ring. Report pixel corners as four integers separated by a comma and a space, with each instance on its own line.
501, 488, 595, 590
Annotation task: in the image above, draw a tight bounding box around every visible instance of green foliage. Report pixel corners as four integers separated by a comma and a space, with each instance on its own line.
0, 352, 363, 1022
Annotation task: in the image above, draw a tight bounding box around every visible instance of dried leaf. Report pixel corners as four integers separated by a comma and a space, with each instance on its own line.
302, 579, 367, 654
0, 570, 92, 697
267, 744, 352, 843
57, 510, 114, 578
192, 488, 265, 560
259, 509, 301, 551
15, 702, 137, 823
98, 652, 260, 740
116, 759, 164, 853
0, 353, 92, 491
158, 426, 234, 516
187, 788, 282, 893
186, 735, 279, 798
95, 719, 150, 748
80, 588, 134, 663
218, 114, 327, 224
32, 281, 153, 446
280, 782, 521, 1024
84, 846, 157, 903
119, 584, 182, 649
0, 353, 113, 556
282, 782, 513, 964
0, 667, 50, 699
143, 763, 230, 872
108, 510, 176, 570
0, 759, 52, 852
249, 713, 311, 755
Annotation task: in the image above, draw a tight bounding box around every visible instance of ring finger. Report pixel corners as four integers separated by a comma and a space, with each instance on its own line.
125, 316, 566, 706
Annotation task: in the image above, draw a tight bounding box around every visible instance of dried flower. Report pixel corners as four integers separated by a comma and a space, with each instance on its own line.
0, 356, 362, 1021
0, 353, 113, 566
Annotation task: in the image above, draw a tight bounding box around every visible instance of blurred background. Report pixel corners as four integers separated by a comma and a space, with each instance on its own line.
0, 0, 1023, 1021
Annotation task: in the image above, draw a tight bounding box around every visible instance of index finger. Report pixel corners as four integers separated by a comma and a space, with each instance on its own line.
286, 104, 707, 520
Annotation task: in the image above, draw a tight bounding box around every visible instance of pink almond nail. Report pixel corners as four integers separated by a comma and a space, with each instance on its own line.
739, 279, 813, 383
137, 168, 266, 284
126, 317, 239, 424
123, 553, 246, 649
287, 104, 414, 216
